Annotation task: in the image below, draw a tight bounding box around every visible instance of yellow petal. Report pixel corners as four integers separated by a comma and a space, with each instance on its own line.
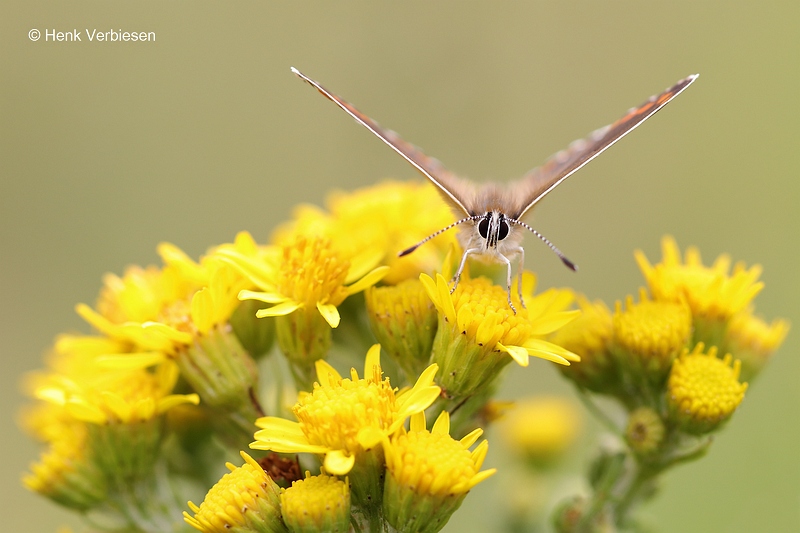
252, 418, 329, 454
470, 439, 490, 471
102, 391, 132, 422
316, 302, 341, 328
216, 249, 276, 290
250, 438, 330, 455
75, 303, 115, 336
255, 300, 302, 318
255, 416, 305, 432
460, 468, 497, 492
238, 290, 286, 304
315, 359, 343, 386
34, 387, 66, 405
95, 352, 166, 370
498, 342, 530, 367
409, 411, 427, 433
157, 242, 207, 285
345, 248, 385, 285
525, 338, 581, 363
157, 393, 200, 414
65, 399, 106, 424
346, 266, 390, 296
395, 385, 441, 423
190, 287, 213, 334
356, 426, 385, 450
460, 427, 483, 448
324, 449, 356, 476
435, 273, 457, 323
363, 344, 382, 380
141, 322, 193, 345
431, 411, 450, 435
528, 309, 581, 335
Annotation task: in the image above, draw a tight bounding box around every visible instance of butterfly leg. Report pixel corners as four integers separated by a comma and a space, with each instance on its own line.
515, 246, 526, 309
498, 252, 518, 315
451, 247, 481, 294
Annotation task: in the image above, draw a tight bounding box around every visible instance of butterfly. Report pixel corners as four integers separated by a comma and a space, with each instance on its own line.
291, 67, 698, 313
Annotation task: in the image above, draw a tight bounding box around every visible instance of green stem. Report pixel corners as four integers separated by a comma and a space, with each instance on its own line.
660, 436, 713, 469
615, 434, 713, 528
576, 452, 626, 532
575, 388, 624, 439
614, 463, 655, 528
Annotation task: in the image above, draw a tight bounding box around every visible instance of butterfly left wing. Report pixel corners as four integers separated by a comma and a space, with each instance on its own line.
291, 67, 475, 217
511, 74, 698, 220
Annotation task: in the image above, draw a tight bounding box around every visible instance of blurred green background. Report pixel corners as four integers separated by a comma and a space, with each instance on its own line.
3, 2, 798, 531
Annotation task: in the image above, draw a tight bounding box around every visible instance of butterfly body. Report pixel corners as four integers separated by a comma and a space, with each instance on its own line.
291, 67, 698, 312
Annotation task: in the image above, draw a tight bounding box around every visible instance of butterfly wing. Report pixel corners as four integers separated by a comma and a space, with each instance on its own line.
511, 74, 699, 220
291, 67, 475, 216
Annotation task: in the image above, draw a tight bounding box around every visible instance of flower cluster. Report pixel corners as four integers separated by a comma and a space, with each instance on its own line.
20, 180, 787, 533
187, 345, 496, 532
550, 236, 787, 531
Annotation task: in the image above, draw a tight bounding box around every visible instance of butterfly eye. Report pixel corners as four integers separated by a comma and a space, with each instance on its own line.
478, 216, 490, 239
498, 219, 509, 240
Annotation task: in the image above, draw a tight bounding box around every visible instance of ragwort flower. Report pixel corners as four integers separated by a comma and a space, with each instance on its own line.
667, 343, 748, 434
381, 410, 496, 533
71, 236, 263, 424
500, 396, 582, 468
551, 295, 615, 394
77, 239, 250, 355
280, 473, 350, 533
184, 451, 286, 533
251, 345, 439, 474
612, 289, 692, 386
219, 234, 388, 387
723, 311, 789, 381
421, 271, 579, 398
251, 345, 440, 515
365, 277, 438, 381
274, 180, 458, 284
635, 235, 764, 345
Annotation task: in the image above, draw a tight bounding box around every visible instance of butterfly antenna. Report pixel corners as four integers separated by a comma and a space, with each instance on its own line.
509, 219, 577, 271
398, 215, 482, 257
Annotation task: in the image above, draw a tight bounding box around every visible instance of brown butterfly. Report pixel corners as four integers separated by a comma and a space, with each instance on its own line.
292, 67, 698, 313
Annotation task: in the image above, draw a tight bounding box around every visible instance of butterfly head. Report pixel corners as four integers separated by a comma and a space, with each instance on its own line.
470, 210, 523, 257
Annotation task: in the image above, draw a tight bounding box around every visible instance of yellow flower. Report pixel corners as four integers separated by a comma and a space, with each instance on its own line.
613, 289, 692, 384
76, 239, 251, 356
184, 451, 286, 533
23, 418, 107, 510
226, 235, 388, 329
251, 345, 440, 476
22, 334, 201, 500
500, 397, 582, 468
252, 345, 440, 518
421, 271, 579, 398
274, 180, 458, 284
550, 295, 615, 394
220, 235, 388, 388
667, 343, 748, 434
381, 410, 496, 533
63, 235, 269, 428
365, 278, 438, 381
33, 359, 198, 426
635, 235, 764, 323
723, 311, 789, 381
280, 473, 350, 533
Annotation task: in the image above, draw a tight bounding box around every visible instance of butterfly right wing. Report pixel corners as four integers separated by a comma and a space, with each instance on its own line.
510, 74, 699, 220
291, 67, 475, 217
